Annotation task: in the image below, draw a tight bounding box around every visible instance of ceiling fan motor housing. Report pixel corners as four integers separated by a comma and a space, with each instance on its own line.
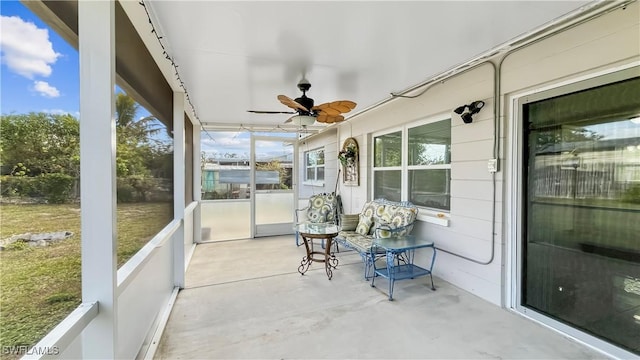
294, 78, 314, 115
295, 94, 314, 115
297, 78, 311, 92
266, 78, 356, 123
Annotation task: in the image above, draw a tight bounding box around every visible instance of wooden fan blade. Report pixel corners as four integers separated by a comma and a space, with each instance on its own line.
312, 100, 357, 115
277, 95, 309, 112
315, 106, 341, 116
247, 110, 296, 114
316, 113, 344, 124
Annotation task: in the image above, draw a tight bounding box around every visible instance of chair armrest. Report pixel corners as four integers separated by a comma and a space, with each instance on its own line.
294, 206, 310, 223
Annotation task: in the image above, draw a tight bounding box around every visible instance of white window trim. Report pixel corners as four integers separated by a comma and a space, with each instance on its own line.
303, 147, 325, 185
302, 180, 325, 187
371, 114, 451, 226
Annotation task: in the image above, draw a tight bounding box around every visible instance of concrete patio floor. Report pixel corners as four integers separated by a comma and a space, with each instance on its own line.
155, 236, 607, 359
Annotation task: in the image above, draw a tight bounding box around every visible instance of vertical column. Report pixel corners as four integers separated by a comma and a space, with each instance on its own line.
250, 136, 256, 238
78, 1, 117, 358
173, 92, 186, 288
193, 122, 202, 243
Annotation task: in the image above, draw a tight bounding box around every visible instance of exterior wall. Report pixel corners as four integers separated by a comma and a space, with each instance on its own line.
335, 3, 639, 307
338, 63, 503, 304
501, 0, 639, 307
336, 131, 369, 214
297, 129, 339, 209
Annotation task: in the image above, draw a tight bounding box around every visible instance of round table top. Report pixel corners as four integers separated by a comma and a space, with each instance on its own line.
295, 223, 339, 236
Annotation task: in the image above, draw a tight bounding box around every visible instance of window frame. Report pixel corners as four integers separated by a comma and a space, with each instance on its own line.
372, 126, 403, 202
303, 147, 325, 186
372, 115, 452, 214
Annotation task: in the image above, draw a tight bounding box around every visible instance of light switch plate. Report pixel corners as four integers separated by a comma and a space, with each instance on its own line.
488, 159, 498, 173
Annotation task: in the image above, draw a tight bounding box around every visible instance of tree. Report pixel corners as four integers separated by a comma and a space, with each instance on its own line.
256, 160, 291, 189
374, 134, 401, 167
0, 113, 80, 176
115, 92, 169, 177
535, 125, 604, 152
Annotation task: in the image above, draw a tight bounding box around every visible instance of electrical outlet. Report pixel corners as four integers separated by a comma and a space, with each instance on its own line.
488, 159, 498, 173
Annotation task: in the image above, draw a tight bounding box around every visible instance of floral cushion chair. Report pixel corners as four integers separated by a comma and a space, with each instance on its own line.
295, 193, 339, 246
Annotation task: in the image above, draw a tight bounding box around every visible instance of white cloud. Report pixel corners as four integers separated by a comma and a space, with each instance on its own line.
33, 81, 60, 98
217, 137, 244, 146
42, 109, 77, 117
0, 15, 60, 79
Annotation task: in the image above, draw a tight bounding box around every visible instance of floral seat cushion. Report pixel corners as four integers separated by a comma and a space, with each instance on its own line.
334, 199, 419, 279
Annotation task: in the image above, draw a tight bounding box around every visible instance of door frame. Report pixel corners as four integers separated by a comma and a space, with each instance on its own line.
507, 64, 640, 359
250, 134, 298, 237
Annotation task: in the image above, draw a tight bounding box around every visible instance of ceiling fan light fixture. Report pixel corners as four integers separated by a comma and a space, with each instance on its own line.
290, 115, 316, 126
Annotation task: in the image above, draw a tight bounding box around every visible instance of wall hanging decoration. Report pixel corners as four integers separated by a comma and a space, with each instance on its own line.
339, 137, 359, 186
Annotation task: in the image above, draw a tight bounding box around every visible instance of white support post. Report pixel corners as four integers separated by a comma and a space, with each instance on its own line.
78, 1, 117, 358
173, 92, 186, 288
193, 121, 202, 243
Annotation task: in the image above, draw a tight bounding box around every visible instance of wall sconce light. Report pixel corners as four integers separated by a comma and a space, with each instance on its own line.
454, 100, 485, 123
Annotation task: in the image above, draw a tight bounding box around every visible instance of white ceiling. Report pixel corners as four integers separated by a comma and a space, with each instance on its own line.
145, 1, 590, 129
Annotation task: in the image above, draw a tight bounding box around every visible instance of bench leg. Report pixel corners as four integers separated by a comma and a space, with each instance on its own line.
361, 253, 372, 280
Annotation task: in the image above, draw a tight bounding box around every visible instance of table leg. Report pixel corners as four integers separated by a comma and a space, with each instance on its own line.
298, 235, 312, 275
387, 251, 395, 301
324, 238, 339, 280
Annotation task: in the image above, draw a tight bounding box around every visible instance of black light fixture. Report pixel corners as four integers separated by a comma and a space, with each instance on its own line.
454, 100, 485, 123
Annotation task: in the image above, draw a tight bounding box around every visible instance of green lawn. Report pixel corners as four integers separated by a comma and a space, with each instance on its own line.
0, 202, 172, 357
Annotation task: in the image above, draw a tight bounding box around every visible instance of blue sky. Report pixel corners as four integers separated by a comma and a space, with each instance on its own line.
1, 1, 80, 116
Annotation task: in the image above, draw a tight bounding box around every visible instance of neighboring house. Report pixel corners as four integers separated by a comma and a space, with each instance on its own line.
202, 156, 293, 199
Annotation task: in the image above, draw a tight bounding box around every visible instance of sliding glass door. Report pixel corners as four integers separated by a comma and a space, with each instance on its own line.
520, 70, 640, 355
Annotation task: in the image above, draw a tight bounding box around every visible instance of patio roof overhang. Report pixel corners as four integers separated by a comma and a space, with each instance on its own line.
25, 0, 597, 131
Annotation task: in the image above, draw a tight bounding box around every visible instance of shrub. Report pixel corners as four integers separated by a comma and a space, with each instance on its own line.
0, 175, 39, 197
622, 184, 640, 204
117, 178, 136, 203
116, 176, 169, 202
37, 173, 75, 204
128, 175, 155, 201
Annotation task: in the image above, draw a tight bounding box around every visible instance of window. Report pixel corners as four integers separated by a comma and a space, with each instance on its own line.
373, 131, 402, 202
408, 120, 451, 210
304, 148, 325, 183
373, 118, 451, 211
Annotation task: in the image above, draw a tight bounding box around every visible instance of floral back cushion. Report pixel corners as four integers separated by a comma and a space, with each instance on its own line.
307, 193, 338, 223
355, 214, 373, 235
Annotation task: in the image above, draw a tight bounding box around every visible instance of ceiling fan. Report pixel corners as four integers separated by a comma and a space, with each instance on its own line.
247, 78, 357, 124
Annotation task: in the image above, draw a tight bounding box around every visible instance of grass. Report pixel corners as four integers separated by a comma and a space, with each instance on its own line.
0, 202, 172, 357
